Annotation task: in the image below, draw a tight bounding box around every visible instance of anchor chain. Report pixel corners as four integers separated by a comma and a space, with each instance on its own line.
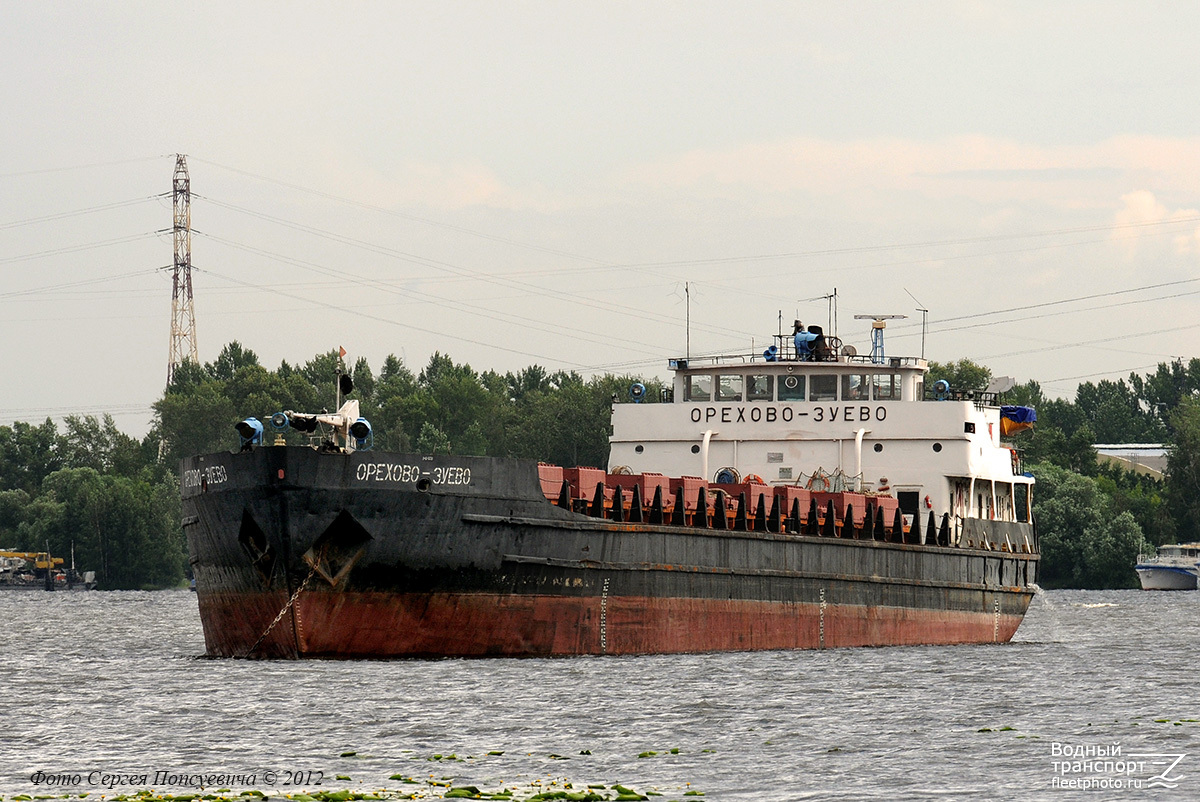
244, 561, 319, 658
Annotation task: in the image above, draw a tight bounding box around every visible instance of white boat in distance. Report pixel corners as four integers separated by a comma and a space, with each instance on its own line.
1135, 543, 1200, 590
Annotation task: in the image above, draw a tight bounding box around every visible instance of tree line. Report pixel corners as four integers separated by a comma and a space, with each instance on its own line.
2, 344, 1199, 589
154, 342, 663, 470
0, 343, 661, 588
0, 416, 183, 588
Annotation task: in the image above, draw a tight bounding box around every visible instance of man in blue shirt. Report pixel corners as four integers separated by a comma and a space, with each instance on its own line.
793, 320, 818, 360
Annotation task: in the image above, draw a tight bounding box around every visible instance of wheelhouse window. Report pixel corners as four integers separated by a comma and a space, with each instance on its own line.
686, 374, 712, 402
716, 374, 743, 402
841, 374, 868, 401
872, 373, 902, 400
779, 373, 805, 401
747, 374, 773, 402
809, 374, 837, 401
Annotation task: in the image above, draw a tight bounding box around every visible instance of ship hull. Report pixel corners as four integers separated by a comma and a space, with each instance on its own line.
183, 448, 1038, 658
1135, 566, 1198, 591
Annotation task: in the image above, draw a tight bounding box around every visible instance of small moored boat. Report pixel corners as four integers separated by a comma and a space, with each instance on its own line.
1135, 543, 1200, 590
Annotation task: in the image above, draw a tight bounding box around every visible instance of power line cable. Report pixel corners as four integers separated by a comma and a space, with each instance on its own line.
194, 195, 747, 340
188, 155, 1200, 272
195, 265, 594, 368
189, 157, 610, 266
0, 269, 157, 299
0, 233, 158, 265
979, 320, 1200, 361
197, 232, 670, 358
0, 197, 158, 231
0, 155, 169, 179
918, 287, 1200, 337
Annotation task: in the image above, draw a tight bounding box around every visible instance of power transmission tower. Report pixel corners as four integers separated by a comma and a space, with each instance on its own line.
166, 154, 198, 385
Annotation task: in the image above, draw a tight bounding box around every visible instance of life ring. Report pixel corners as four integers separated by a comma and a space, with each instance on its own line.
924, 494, 932, 509
806, 474, 830, 492
745, 473, 765, 485
877, 477, 890, 492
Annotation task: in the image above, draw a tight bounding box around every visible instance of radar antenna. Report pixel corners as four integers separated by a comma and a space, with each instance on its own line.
853, 314, 907, 364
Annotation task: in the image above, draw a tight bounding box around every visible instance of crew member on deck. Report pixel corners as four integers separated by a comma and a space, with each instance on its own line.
793, 320, 818, 360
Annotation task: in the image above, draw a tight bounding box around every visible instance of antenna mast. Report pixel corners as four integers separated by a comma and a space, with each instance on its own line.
685, 281, 691, 360
167, 154, 198, 386
826, 288, 839, 340
903, 288, 928, 360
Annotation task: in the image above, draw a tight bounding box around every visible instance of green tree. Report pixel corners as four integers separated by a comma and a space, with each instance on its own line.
415, 422, 451, 453
0, 488, 30, 544
1075, 379, 1163, 444
927, 358, 992, 393
1129, 358, 1200, 435
18, 468, 184, 589
456, 422, 488, 456
1166, 396, 1200, 541
351, 356, 376, 402
1033, 463, 1149, 588
62, 414, 146, 477
207, 341, 260, 382
999, 379, 1046, 408
376, 354, 417, 400
165, 358, 209, 394
0, 419, 64, 495
1095, 463, 1175, 547
154, 381, 238, 465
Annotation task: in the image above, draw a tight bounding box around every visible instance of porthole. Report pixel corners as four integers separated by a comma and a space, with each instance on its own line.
691, 444, 701, 454
873, 443, 883, 453
932, 443, 943, 453
635, 444, 644, 453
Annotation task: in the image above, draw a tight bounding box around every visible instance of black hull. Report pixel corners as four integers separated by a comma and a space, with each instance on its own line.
181, 448, 1038, 657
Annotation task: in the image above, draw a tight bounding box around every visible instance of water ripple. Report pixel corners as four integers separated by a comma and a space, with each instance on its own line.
1, 589, 1198, 800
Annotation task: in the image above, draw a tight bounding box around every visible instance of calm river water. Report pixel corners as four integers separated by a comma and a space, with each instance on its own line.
1, 589, 1197, 801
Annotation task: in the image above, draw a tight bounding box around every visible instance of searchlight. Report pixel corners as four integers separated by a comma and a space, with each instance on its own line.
235, 417, 263, 450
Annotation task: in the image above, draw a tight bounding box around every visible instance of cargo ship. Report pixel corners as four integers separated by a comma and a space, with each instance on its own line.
182, 319, 1039, 658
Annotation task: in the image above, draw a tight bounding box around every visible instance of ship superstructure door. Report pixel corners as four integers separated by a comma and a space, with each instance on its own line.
897, 490, 920, 529
952, 478, 970, 542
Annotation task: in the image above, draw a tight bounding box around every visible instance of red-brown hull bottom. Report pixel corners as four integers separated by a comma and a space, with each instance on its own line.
198, 591, 1026, 658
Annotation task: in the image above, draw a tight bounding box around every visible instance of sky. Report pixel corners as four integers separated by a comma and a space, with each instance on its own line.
4, 2, 1200, 437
